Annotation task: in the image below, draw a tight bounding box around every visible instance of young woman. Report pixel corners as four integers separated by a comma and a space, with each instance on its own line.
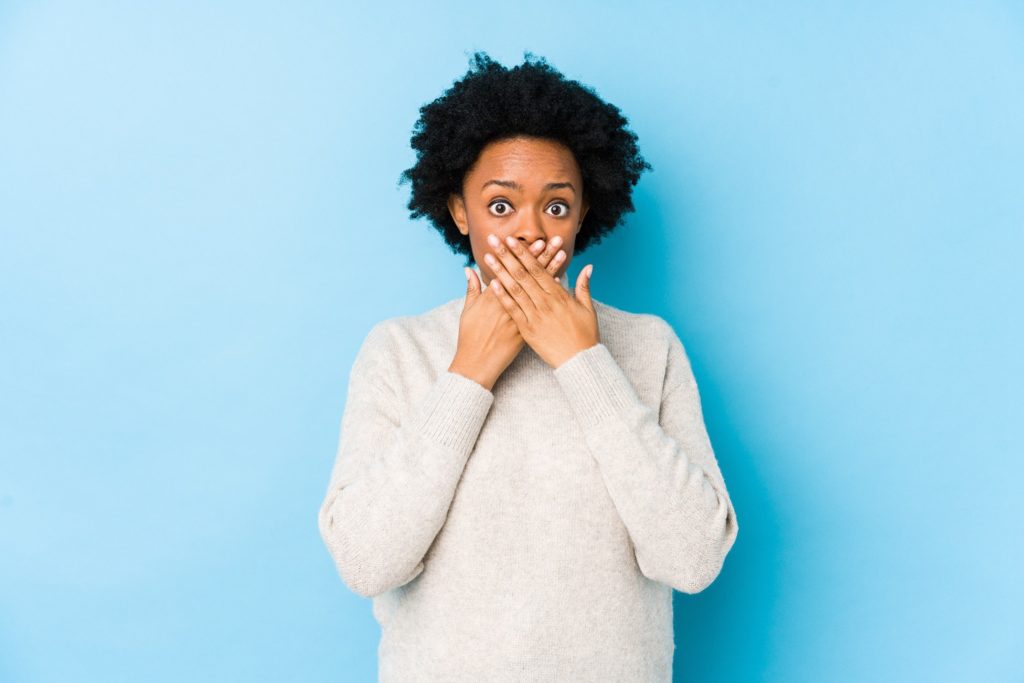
318, 51, 739, 682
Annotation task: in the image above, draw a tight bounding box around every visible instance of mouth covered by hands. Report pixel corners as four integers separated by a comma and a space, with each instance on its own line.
483, 232, 599, 369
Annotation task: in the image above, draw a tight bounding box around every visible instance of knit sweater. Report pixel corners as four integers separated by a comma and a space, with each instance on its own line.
318, 269, 739, 681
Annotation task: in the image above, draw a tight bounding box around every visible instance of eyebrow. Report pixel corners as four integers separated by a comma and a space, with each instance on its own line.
481, 179, 576, 194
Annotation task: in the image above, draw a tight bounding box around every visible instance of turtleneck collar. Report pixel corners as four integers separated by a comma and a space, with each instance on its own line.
473, 265, 571, 292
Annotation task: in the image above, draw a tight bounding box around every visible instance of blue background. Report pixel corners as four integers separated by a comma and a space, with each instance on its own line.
1, 1, 1021, 681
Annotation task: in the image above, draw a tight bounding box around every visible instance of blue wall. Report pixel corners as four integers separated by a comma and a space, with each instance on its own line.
1, 1, 1021, 680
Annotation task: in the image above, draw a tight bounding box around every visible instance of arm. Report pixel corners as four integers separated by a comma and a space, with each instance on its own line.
552, 320, 739, 594
318, 322, 495, 598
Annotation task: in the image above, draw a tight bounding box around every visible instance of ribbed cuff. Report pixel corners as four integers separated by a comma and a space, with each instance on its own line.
414, 370, 495, 453
552, 343, 638, 430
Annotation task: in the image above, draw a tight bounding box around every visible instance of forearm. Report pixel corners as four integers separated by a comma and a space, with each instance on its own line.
319, 370, 494, 597
553, 342, 739, 594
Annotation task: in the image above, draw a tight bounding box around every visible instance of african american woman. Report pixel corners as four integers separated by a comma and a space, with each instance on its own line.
318, 51, 739, 682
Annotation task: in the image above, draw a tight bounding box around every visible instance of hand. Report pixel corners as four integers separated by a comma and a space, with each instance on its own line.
483, 233, 599, 369
449, 238, 567, 390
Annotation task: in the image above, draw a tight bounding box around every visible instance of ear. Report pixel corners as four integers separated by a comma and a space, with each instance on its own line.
448, 193, 469, 236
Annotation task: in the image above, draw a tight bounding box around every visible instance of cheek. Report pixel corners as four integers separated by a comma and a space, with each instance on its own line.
471, 232, 490, 257
470, 234, 491, 265
468, 204, 496, 227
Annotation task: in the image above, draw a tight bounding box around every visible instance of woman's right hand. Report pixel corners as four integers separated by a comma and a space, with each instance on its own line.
448, 239, 566, 390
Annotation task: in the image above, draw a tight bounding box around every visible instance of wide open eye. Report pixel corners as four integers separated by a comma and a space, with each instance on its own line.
547, 201, 571, 217
488, 200, 512, 216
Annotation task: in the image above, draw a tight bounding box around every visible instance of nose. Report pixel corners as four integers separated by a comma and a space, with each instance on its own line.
513, 210, 547, 246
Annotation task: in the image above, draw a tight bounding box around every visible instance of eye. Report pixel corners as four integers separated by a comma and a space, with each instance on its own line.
487, 199, 571, 217
488, 200, 513, 216
547, 201, 571, 217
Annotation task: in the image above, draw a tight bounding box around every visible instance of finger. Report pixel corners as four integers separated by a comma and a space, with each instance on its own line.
484, 247, 538, 317
575, 263, 595, 311
484, 242, 566, 313
488, 276, 529, 329
463, 267, 481, 301
546, 250, 567, 279
488, 240, 567, 301
551, 249, 566, 277
500, 234, 561, 297
532, 238, 567, 277
485, 234, 546, 310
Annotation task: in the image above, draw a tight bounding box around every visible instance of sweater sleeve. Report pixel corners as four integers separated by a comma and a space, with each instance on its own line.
318, 321, 495, 598
551, 321, 739, 594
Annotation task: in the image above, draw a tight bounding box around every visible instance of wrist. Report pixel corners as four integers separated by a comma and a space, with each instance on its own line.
448, 359, 495, 391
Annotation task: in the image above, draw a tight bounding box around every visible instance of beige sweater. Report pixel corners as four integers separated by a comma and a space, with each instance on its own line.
318, 269, 739, 681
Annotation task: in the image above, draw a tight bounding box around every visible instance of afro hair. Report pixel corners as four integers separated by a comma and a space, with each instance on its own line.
397, 50, 653, 266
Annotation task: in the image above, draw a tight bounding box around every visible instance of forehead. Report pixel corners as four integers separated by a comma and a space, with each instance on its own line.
467, 136, 581, 182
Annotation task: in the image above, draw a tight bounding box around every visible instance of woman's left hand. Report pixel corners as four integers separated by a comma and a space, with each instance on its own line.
483, 233, 600, 369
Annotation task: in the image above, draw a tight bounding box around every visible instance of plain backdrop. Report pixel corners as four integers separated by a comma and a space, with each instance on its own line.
1, 1, 1021, 681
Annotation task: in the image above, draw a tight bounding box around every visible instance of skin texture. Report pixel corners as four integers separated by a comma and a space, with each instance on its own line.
446, 239, 563, 391
446, 136, 601, 387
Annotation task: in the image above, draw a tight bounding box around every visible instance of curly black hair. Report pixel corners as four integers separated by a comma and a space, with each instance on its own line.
397, 50, 653, 266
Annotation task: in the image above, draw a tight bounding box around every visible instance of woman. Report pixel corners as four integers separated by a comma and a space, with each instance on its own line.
318, 51, 739, 681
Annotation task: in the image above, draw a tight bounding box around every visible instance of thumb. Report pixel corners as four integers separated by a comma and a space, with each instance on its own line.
575, 264, 594, 311
463, 267, 481, 305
